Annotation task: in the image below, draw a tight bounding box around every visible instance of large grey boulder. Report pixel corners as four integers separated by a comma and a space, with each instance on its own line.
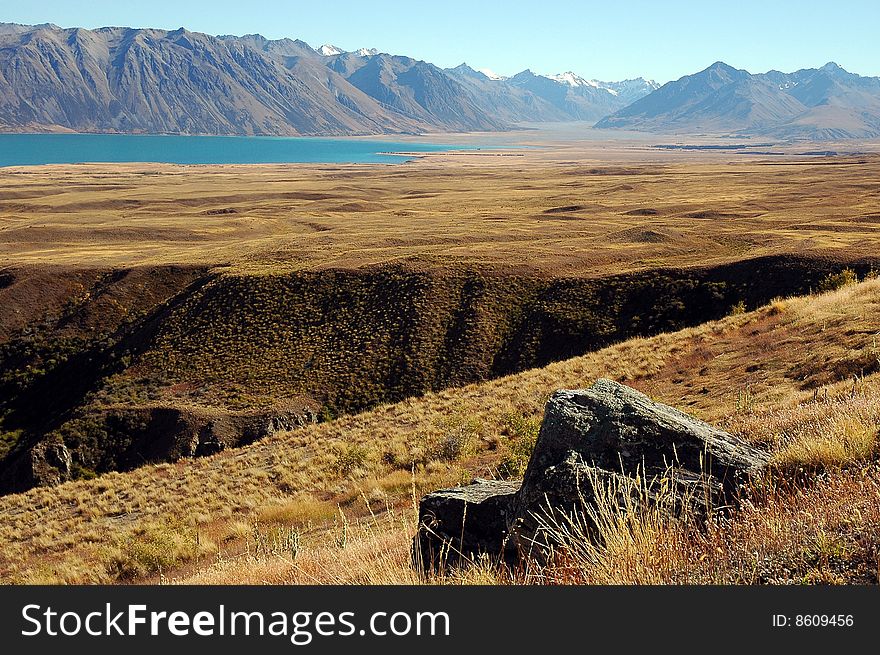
414, 379, 769, 573
517, 380, 768, 513
413, 478, 519, 573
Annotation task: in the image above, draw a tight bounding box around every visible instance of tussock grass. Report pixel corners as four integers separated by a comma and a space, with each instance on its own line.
772, 420, 878, 472
533, 468, 695, 585
523, 462, 880, 585
255, 496, 338, 527
105, 520, 213, 581
4, 157, 880, 277
3, 279, 880, 583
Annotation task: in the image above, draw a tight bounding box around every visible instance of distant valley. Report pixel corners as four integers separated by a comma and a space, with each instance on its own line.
1, 22, 879, 139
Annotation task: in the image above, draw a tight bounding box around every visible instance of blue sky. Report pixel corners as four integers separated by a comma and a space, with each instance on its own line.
5, 1, 879, 83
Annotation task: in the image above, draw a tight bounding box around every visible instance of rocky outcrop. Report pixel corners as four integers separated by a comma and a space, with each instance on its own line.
85, 403, 320, 466
0, 403, 318, 493
20, 442, 73, 488
414, 379, 769, 573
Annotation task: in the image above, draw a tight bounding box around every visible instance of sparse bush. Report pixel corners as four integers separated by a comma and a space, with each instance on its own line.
767, 298, 788, 316
729, 300, 747, 316
498, 412, 541, 478
318, 404, 337, 423
220, 520, 251, 543
436, 432, 470, 462
272, 468, 303, 494
106, 522, 197, 581
70, 463, 97, 481
433, 413, 482, 462
335, 444, 368, 476
381, 443, 410, 469
817, 268, 859, 293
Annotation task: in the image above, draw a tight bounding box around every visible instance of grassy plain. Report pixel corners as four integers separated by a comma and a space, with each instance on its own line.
2, 153, 880, 275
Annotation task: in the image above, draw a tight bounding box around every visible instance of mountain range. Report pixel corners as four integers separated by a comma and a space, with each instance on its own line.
0, 22, 878, 140
0, 22, 653, 136
596, 61, 880, 139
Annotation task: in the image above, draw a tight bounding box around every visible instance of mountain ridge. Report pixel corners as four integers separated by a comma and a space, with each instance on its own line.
597, 60, 880, 139
0, 22, 654, 136
2, 22, 878, 139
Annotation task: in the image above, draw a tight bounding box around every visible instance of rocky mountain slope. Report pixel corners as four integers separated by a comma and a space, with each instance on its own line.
0, 23, 653, 135
3, 22, 879, 138
0, 24, 424, 135
597, 61, 880, 139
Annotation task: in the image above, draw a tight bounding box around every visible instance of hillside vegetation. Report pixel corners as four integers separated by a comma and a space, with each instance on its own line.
0, 255, 871, 490
2, 276, 879, 584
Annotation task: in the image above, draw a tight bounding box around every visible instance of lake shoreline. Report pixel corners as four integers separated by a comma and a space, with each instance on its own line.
0, 133, 486, 167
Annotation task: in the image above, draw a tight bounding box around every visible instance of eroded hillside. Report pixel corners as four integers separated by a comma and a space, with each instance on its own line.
1, 276, 879, 583
2, 256, 875, 491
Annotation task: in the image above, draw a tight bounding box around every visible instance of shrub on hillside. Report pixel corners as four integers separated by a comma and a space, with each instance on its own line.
817, 268, 859, 293
498, 412, 541, 478
335, 444, 368, 476
422, 412, 484, 463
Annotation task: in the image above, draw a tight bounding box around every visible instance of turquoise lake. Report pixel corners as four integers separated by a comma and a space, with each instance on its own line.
0, 133, 472, 166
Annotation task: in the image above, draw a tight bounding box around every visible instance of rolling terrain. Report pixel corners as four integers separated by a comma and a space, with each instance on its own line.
1, 273, 879, 584
2, 153, 880, 493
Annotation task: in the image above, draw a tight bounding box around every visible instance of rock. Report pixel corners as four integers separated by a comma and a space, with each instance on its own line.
515, 380, 769, 522
521, 380, 768, 495
1, 402, 321, 493
413, 379, 769, 573
26, 442, 72, 488
241, 408, 318, 441
413, 478, 519, 574
513, 451, 723, 558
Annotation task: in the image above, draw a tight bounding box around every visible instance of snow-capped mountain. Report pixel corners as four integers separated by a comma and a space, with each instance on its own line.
500, 69, 663, 121
543, 72, 660, 102
547, 71, 599, 88
477, 67, 507, 81
596, 78, 661, 103
317, 44, 344, 56
317, 45, 378, 57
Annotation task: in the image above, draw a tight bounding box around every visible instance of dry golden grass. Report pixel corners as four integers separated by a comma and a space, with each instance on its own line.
2, 155, 880, 277
539, 460, 880, 585
1, 277, 880, 584
254, 495, 339, 527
